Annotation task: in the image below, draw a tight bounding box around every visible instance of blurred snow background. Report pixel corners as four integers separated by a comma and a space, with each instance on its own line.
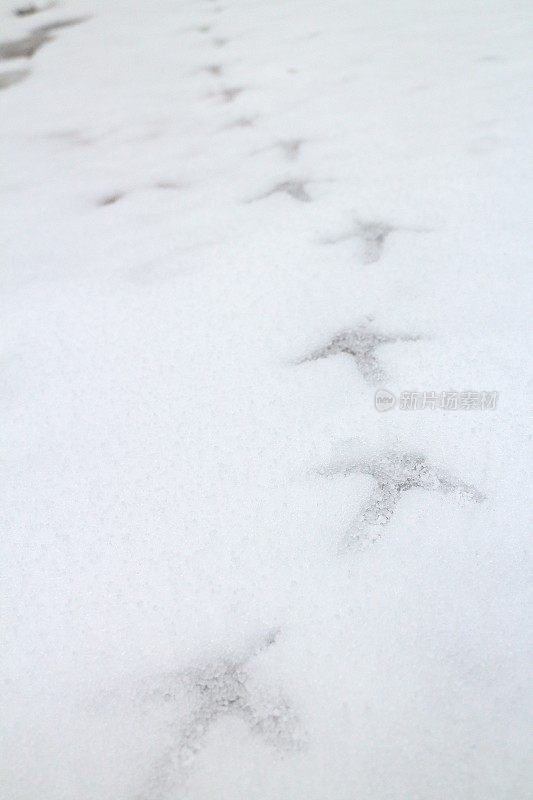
1, 0, 532, 798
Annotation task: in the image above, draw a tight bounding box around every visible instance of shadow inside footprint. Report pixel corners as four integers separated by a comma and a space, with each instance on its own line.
0, 17, 88, 61
323, 218, 429, 265
213, 86, 244, 103
14, 2, 56, 16
98, 192, 124, 207
0, 69, 29, 90
223, 116, 256, 129
202, 63, 223, 76
248, 179, 313, 204
36, 17, 89, 34
154, 180, 182, 190
0, 31, 49, 59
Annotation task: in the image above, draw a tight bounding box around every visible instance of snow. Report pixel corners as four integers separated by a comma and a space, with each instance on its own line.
1, 0, 532, 798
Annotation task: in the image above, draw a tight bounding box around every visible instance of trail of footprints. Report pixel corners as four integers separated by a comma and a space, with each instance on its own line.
134, 11, 485, 793
169, 13, 483, 790
2, 3, 487, 793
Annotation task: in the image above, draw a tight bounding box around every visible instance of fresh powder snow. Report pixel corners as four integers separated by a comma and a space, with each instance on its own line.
1, 0, 532, 798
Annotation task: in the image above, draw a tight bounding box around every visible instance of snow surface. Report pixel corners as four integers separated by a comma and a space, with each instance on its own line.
1, 0, 532, 797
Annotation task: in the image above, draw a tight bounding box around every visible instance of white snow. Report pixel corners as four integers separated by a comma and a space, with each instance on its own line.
1, 0, 532, 798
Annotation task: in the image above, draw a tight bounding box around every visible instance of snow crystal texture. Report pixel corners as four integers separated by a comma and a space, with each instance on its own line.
1, 0, 532, 798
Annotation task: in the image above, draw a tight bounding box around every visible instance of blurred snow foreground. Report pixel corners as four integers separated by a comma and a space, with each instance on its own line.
1, 0, 532, 797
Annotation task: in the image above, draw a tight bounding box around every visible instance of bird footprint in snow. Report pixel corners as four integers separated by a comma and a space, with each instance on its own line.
295, 324, 423, 385
319, 449, 485, 551
136, 630, 304, 798
323, 219, 429, 264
